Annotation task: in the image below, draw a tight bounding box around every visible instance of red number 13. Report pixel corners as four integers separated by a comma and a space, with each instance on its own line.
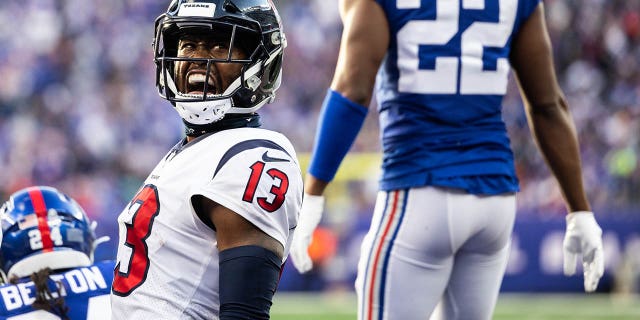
112, 185, 159, 296
242, 161, 289, 212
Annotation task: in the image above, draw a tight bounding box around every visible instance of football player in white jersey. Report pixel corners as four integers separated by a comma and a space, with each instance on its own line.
0, 186, 113, 320
109, 0, 302, 319
290, 0, 604, 319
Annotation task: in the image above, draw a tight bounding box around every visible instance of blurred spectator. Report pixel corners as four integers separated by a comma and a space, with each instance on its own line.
0, 0, 638, 276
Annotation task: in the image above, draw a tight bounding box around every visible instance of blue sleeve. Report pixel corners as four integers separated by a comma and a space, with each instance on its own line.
308, 90, 368, 182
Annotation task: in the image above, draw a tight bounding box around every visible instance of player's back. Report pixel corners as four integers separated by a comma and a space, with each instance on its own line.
0, 261, 114, 320
373, 0, 540, 193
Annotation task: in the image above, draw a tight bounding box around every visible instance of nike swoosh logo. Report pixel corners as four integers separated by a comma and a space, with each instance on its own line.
262, 151, 290, 163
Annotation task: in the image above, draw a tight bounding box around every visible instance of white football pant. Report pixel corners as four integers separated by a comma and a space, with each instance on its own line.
355, 186, 516, 320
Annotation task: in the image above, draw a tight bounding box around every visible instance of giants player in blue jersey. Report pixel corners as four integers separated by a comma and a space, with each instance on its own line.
110, 1, 302, 319
290, 0, 605, 319
0, 186, 113, 320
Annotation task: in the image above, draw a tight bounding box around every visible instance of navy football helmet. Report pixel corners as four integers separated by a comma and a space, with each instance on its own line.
0, 186, 96, 279
154, 0, 286, 131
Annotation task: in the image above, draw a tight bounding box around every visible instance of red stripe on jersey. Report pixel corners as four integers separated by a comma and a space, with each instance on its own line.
28, 188, 54, 252
367, 190, 400, 320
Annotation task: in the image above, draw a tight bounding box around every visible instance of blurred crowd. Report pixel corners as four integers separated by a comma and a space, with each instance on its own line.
0, 0, 638, 269
506, 0, 640, 217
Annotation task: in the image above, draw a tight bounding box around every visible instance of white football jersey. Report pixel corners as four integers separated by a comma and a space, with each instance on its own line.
110, 128, 302, 320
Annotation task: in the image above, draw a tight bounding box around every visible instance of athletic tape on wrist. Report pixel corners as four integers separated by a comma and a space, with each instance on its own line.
308, 89, 368, 182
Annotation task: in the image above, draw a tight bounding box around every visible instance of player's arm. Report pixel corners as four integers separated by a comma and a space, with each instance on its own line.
290, 0, 389, 274
305, 0, 389, 195
331, 0, 389, 106
194, 196, 283, 319
510, 3, 588, 213
198, 198, 283, 256
510, 3, 603, 292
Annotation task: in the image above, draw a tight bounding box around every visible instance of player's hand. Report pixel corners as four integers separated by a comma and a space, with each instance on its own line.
290, 194, 325, 273
563, 211, 604, 292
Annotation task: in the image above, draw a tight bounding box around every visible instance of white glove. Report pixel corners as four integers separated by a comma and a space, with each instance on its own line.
563, 211, 604, 292
290, 194, 325, 273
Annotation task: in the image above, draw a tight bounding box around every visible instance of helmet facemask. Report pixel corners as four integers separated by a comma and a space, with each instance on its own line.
154, 3, 286, 129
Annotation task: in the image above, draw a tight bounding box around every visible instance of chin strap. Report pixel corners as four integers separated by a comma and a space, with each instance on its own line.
184, 113, 262, 137
90, 221, 110, 263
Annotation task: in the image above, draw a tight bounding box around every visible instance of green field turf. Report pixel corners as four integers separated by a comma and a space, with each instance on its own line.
271, 292, 640, 320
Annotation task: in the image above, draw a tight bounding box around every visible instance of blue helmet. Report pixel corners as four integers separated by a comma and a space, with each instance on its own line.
0, 186, 96, 279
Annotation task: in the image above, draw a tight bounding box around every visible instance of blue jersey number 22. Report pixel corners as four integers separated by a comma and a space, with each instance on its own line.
397, 0, 518, 95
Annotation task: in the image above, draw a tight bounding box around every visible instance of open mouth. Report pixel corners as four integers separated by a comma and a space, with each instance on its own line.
186, 71, 216, 95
